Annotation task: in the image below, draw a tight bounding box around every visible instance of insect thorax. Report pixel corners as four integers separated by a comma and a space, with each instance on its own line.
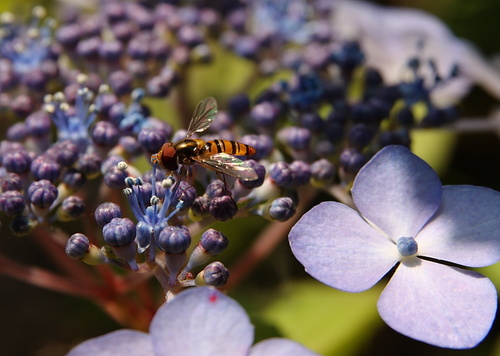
174, 139, 205, 165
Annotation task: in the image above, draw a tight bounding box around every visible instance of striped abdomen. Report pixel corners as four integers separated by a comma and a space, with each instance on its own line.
202, 140, 256, 156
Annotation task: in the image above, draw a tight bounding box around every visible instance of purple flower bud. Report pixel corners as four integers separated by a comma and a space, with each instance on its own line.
31, 156, 61, 182
278, 126, 311, 151
65, 233, 90, 260
199, 261, 230, 287
103, 217, 136, 247
10, 94, 33, 118
56, 23, 82, 47
2, 149, 32, 174
200, 229, 229, 256
78, 153, 102, 179
209, 195, 237, 222
92, 121, 120, 147
108, 70, 132, 96
269, 197, 296, 222
205, 180, 227, 199
138, 127, 169, 154
25, 111, 52, 137
347, 124, 375, 150
98, 40, 123, 62
104, 166, 128, 189
228, 94, 250, 118
250, 101, 279, 129
269, 161, 295, 188
290, 160, 311, 186
7, 123, 27, 141
0, 173, 22, 192
157, 225, 191, 254
173, 181, 196, 208
48, 140, 80, 167
240, 134, 273, 160
239, 160, 266, 189
339, 148, 368, 175
58, 196, 85, 221
190, 196, 210, 219
95, 202, 122, 228
62, 168, 87, 190
0, 190, 26, 216
28, 179, 58, 208
310, 158, 335, 185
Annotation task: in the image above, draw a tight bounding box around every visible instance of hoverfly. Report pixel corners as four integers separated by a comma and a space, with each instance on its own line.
151, 97, 258, 181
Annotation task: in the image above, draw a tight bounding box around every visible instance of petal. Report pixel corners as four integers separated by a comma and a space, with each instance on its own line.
289, 201, 399, 292
66, 330, 153, 356
352, 145, 442, 240
417, 185, 500, 267
378, 259, 497, 348
249, 338, 320, 356
150, 287, 253, 356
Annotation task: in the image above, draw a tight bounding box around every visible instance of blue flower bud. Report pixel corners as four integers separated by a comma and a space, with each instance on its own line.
195, 261, 230, 287
397, 236, 419, 257
269, 197, 296, 222
95, 202, 122, 228
200, 229, 229, 256
228, 94, 250, 118
102, 217, 136, 247
157, 225, 191, 255
28, 179, 58, 209
209, 195, 237, 221
31, 156, 61, 182
0, 190, 26, 216
300, 111, 324, 132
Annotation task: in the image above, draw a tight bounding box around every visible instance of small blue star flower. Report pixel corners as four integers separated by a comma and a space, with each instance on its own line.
67, 287, 319, 356
289, 145, 500, 348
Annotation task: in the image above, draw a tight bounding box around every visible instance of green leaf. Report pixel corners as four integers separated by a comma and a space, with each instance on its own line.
233, 280, 383, 355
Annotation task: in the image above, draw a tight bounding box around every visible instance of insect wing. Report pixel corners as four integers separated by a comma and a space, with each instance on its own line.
185, 97, 218, 137
194, 153, 258, 181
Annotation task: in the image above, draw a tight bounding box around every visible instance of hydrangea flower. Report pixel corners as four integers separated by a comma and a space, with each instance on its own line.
67, 286, 319, 356
289, 145, 500, 348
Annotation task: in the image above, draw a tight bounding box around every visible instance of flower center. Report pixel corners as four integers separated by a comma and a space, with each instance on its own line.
397, 236, 418, 257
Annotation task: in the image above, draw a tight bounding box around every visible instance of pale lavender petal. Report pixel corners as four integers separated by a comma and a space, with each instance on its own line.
417, 185, 500, 267
67, 330, 153, 356
289, 202, 399, 292
352, 145, 442, 240
378, 259, 497, 348
150, 287, 253, 356
249, 338, 320, 356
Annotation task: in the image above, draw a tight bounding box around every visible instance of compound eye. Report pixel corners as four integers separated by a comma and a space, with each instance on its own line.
160, 143, 178, 171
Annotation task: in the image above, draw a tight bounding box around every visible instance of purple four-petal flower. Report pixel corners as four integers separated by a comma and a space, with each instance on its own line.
67, 286, 319, 356
289, 145, 500, 348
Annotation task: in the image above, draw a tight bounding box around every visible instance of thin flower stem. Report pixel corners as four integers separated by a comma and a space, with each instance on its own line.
0, 253, 107, 299
226, 189, 317, 290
